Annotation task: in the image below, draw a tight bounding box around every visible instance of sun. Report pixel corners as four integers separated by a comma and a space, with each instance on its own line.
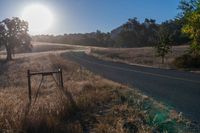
21, 4, 53, 35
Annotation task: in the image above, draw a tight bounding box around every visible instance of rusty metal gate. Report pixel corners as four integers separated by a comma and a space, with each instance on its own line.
27, 68, 63, 103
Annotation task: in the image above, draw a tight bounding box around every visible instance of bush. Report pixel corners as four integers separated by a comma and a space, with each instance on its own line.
173, 54, 200, 68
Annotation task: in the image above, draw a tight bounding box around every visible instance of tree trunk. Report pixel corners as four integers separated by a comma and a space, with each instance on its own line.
161, 56, 164, 64
5, 46, 12, 61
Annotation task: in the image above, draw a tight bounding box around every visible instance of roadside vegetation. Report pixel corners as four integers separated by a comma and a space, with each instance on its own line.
89, 46, 188, 69
0, 53, 196, 133
173, 0, 200, 69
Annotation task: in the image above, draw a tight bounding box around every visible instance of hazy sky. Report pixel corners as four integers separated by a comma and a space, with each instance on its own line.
0, 0, 181, 35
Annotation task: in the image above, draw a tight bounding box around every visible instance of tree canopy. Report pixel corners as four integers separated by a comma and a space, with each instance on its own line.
0, 17, 31, 60
179, 0, 200, 56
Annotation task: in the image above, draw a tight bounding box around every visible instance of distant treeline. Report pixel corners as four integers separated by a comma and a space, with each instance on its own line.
32, 18, 190, 48
32, 30, 115, 47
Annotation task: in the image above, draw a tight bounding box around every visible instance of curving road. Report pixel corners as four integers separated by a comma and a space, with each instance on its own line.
62, 52, 200, 122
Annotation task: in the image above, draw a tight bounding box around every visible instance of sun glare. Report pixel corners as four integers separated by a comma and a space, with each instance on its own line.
21, 4, 53, 35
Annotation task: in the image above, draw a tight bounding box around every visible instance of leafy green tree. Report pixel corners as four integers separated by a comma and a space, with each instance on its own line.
155, 42, 171, 64
182, 11, 200, 56
179, 0, 200, 56
0, 17, 31, 60
155, 24, 172, 64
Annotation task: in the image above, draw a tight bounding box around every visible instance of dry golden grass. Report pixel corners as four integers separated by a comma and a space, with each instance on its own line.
89, 45, 189, 68
31, 42, 83, 53
0, 52, 195, 133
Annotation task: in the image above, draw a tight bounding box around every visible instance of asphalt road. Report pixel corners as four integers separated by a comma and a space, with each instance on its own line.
63, 52, 200, 122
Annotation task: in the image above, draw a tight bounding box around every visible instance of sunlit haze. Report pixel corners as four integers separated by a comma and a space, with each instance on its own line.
21, 4, 53, 35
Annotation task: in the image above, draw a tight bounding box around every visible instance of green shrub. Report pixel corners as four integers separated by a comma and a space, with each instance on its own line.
173, 54, 200, 68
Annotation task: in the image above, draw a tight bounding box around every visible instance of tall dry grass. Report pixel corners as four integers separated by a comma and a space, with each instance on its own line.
0, 53, 196, 133
89, 45, 189, 68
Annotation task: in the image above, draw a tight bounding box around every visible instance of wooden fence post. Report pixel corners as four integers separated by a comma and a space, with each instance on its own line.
59, 68, 64, 88
27, 70, 32, 102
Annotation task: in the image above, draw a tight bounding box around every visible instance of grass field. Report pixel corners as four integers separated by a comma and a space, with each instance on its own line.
0, 43, 197, 132
89, 45, 189, 69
